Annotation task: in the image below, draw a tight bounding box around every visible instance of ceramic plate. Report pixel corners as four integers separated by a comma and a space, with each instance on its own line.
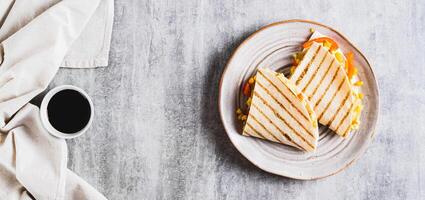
219, 20, 379, 179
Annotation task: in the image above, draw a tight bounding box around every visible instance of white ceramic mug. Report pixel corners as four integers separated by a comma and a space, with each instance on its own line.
40, 85, 94, 139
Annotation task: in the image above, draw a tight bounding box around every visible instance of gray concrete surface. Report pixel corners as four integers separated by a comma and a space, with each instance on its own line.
49, 0, 425, 199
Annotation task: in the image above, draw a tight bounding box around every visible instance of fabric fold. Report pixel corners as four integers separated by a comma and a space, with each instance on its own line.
0, 0, 114, 68
0, 0, 108, 199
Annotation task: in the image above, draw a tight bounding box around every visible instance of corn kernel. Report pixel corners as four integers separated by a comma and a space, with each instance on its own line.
246, 97, 252, 106
253, 75, 256, 81
358, 93, 364, 99
293, 52, 304, 60
236, 108, 242, 114
354, 81, 363, 86
248, 77, 255, 84
351, 122, 360, 130
323, 41, 332, 49
241, 115, 247, 121
290, 66, 296, 74
335, 51, 344, 63
355, 105, 363, 113
309, 28, 315, 33
313, 121, 318, 128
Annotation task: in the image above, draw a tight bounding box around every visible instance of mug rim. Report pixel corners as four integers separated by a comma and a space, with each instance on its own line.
40, 85, 94, 139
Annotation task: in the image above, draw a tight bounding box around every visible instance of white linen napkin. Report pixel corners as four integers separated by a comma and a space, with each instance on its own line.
0, 0, 108, 199
0, 0, 114, 68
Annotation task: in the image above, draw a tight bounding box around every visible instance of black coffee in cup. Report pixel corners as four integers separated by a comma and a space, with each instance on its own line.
47, 89, 91, 134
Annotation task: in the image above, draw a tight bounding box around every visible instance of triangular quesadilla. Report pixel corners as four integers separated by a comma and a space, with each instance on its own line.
242, 68, 319, 152
290, 34, 363, 137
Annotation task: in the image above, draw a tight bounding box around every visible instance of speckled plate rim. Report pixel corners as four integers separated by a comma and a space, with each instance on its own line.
218, 19, 380, 180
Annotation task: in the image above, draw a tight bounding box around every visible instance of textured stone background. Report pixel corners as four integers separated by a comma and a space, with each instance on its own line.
49, 0, 425, 199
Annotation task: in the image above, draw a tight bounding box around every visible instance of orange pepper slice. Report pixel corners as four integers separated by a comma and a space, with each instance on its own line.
345, 52, 357, 79
303, 37, 339, 51
243, 82, 251, 96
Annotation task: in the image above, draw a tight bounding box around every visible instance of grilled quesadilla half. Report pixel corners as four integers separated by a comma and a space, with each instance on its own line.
290, 33, 363, 137
242, 68, 319, 152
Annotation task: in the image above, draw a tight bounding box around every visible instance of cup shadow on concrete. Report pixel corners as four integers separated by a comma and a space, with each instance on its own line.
200, 28, 298, 182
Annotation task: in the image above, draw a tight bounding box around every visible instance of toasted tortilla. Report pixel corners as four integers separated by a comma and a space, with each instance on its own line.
290, 41, 361, 137
243, 68, 319, 152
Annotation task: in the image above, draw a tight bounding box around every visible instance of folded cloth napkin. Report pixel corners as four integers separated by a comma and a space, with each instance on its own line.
0, 0, 107, 199
0, 0, 114, 68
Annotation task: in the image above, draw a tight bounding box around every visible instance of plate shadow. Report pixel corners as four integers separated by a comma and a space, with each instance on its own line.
200, 28, 300, 182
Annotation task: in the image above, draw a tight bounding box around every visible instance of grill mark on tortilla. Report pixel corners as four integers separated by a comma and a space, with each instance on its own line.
254, 85, 315, 138
258, 70, 310, 121
341, 123, 352, 137
252, 97, 314, 150
327, 91, 352, 127
318, 78, 347, 123
249, 114, 283, 143
250, 104, 304, 149
335, 103, 353, 134
301, 50, 329, 92
295, 46, 322, 85
314, 66, 341, 110
308, 59, 335, 99
245, 123, 266, 139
